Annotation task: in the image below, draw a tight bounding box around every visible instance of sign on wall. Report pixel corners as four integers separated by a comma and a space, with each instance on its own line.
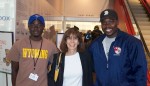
0, 31, 14, 73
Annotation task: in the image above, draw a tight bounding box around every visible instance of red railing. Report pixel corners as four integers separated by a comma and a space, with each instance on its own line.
139, 0, 150, 15
114, 0, 135, 35
147, 70, 150, 86
119, 0, 136, 35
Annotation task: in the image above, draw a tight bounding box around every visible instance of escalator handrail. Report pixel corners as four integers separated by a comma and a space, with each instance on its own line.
139, 0, 150, 17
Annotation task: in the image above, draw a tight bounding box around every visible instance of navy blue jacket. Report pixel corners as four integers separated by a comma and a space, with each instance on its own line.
89, 29, 147, 86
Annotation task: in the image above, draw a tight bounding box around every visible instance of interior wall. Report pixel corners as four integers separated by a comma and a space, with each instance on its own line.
114, 0, 128, 33
109, 0, 115, 9
16, 0, 109, 18
47, 0, 64, 15
64, 0, 109, 17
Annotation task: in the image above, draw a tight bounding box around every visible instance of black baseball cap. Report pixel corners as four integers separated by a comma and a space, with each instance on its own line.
100, 9, 118, 22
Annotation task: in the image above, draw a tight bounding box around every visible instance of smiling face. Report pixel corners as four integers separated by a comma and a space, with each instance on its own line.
101, 18, 119, 38
66, 34, 79, 52
60, 28, 84, 53
28, 20, 45, 40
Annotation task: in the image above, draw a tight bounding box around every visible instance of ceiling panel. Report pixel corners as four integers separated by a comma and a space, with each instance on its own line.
17, 0, 109, 19
63, 0, 109, 17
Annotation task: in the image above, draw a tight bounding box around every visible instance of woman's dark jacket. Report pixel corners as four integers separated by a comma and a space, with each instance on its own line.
48, 51, 93, 86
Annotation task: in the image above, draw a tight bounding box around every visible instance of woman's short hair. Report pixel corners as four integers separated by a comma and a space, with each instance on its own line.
60, 27, 84, 53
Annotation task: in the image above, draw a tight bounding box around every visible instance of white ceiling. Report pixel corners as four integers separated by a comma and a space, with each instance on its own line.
17, 0, 110, 18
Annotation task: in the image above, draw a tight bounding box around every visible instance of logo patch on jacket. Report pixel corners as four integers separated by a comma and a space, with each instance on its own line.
113, 46, 121, 56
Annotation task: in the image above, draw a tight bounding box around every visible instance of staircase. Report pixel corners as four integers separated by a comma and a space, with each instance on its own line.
127, 0, 150, 69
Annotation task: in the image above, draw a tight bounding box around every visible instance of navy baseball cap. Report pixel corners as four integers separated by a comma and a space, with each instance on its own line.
100, 9, 118, 22
28, 14, 45, 25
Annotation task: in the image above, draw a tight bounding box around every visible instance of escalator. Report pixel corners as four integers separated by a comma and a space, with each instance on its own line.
126, 0, 150, 69
125, 0, 150, 85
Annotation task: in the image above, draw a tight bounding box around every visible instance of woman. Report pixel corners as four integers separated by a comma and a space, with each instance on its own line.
48, 27, 93, 86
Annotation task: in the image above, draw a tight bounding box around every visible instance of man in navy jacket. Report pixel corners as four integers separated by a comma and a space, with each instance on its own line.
89, 9, 147, 86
